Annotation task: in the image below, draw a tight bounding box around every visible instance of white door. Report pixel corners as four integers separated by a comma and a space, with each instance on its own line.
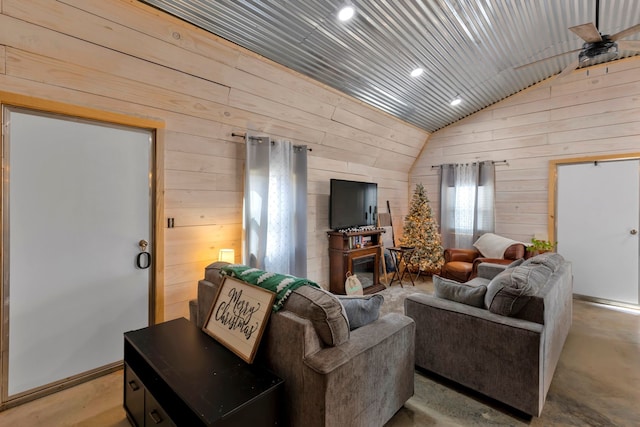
3, 107, 153, 398
556, 160, 639, 304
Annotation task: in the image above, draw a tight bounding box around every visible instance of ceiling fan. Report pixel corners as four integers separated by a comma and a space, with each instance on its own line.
518, 0, 640, 78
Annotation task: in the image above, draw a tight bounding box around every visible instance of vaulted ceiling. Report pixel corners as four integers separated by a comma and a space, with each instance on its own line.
140, 0, 640, 133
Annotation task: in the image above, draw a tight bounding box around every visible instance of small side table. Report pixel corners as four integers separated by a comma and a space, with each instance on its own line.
388, 246, 416, 287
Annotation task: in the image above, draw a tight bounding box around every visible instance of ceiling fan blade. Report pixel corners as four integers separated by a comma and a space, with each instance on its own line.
569, 23, 602, 43
514, 49, 581, 70
557, 59, 580, 79
610, 23, 640, 41
617, 40, 640, 52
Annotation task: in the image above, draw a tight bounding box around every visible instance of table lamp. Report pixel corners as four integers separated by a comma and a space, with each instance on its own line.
218, 248, 235, 264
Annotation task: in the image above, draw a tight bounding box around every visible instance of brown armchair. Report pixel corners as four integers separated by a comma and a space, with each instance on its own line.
441, 243, 526, 282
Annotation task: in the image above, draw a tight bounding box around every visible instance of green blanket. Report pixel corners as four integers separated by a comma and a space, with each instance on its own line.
221, 265, 320, 312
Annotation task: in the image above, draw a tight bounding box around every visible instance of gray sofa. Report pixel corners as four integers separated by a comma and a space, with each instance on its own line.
189, 262, 416, 427
404, 253, 572, 416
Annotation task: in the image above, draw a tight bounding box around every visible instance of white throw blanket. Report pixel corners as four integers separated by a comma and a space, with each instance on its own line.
473, 233, 520, 259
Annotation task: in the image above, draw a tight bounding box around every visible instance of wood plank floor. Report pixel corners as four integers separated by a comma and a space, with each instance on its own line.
0, 370, 128, 426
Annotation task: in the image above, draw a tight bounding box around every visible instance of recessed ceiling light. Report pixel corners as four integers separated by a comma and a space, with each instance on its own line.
410, 68, 424, 77
450, 97, 462, 106
338, 6, 355, 21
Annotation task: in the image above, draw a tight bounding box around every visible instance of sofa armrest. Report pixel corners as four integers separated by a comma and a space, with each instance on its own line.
471, 257, 517, 278
476, 262, 508, 280
261, 310, 324, 363
444, 248, 479, 263
303, 313, 414, 374
504, 243, 526, 260
260, 311, 414, 426
300, 312, 415, 426
195, 279, 221, 328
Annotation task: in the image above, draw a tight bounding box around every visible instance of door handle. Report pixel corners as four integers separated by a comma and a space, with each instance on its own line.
631, 229, 638, 235
136, 239, 151, 269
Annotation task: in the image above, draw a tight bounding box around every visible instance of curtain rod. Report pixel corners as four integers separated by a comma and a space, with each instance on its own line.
232, 132, 312, 151
431, 160, 508, 169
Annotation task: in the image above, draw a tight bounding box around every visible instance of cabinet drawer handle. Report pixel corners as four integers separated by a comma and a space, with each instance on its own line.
127, 380, 140, 391
149, 409, 163, 424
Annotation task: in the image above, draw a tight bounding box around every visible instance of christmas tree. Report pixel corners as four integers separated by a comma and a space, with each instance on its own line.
400, 183, 444, 274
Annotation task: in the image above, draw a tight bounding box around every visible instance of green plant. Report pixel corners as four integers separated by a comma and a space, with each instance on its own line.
526, 238, 556, 253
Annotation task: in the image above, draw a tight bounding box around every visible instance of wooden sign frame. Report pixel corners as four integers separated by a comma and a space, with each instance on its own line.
202, 276, 275, 363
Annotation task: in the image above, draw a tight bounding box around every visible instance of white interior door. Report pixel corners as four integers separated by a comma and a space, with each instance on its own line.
557, 160, 639, 304
3, 108, 152, 398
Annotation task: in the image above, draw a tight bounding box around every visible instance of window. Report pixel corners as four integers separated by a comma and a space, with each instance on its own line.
440, 162, 495, 249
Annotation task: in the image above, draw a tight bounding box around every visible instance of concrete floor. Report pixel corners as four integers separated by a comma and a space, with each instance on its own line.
383, 277, 640, 426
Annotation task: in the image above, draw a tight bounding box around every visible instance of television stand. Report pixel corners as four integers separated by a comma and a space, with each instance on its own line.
327, 229, 385, 294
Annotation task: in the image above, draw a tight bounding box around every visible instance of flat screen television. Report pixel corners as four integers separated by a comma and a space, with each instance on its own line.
329, 179, 378, 230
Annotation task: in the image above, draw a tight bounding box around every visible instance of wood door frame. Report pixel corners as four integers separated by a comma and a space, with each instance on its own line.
548, 152, 640, 244
0, 91, 165, 409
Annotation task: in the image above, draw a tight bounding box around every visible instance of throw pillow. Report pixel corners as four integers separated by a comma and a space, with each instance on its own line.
489, 283, 533, 316
433, 275, 487, 308
473, 233, 520, 259
485, 264, 550, 316
485, 268, 508, 308
337, 294, 384, 330
283, 286, 350, 346
484, 267, 518, 310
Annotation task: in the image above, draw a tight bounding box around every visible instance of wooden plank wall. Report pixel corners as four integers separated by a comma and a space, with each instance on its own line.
0, 0, 428, 320
412, 57, 640, 244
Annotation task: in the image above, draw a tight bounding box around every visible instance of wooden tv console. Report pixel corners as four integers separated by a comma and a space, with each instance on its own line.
327, 229, 386, 294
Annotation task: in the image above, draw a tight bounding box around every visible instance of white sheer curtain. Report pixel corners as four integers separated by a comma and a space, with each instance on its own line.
440, 161, 495, 249
244, 136, 307, 276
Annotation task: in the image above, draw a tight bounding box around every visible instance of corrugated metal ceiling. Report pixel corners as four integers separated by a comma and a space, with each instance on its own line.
140, 0, 640, 132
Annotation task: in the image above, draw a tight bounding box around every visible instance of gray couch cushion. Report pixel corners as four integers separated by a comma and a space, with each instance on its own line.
434, 275, 487, 308
337, 294, 384, 330
485, 264, 552, 316
522, 252, 564, 272
283, 285, 350, 346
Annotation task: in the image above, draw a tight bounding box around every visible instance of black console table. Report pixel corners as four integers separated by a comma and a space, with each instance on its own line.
123, 317, 283, 426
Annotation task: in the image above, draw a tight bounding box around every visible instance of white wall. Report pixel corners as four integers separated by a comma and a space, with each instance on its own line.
411, 57, 640, 243
7, 0, 637, 319
0, 0, 428, 319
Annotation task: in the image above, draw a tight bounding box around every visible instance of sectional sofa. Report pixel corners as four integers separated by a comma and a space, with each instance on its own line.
405, 253, 572, 416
